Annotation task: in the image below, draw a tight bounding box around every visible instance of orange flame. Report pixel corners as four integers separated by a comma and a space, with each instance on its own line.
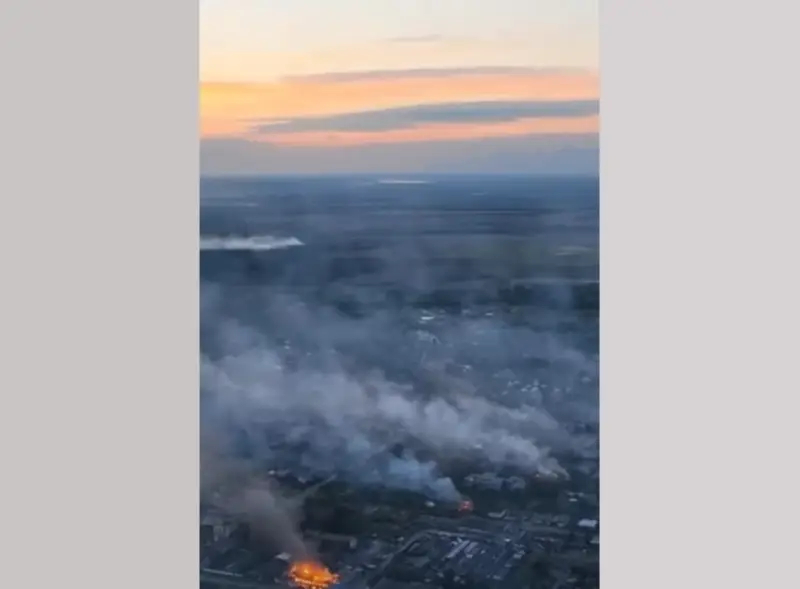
288, 560, 340, 589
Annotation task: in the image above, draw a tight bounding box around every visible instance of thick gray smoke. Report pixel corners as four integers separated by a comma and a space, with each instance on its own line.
380, 455, 461, 500
201, 433, 310, 558
220, 484, 309, 558
200, 290, 596, 500
200, 181, 598, 505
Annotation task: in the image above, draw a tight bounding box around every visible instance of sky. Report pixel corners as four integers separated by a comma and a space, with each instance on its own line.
200, 0, 599, 176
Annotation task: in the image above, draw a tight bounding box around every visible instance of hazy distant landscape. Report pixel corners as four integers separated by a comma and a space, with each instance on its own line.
199, 176, 599, 589
200, 176, 598, 477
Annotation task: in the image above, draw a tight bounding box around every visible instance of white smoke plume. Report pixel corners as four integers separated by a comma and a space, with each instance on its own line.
200, 235, 305, 251
199, 183, 598, 503
199, 292, 594, 499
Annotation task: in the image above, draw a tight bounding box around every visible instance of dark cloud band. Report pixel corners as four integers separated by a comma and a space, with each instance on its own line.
252, 100, 599, 135
281, 67, 591, 83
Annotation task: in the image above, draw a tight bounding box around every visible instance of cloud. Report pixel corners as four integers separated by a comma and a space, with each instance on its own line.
251, 100, 599, 135
200, 133, 598, 176
201, 68, 598, 138
254, 117, 598, 147
280, 66, 592, 84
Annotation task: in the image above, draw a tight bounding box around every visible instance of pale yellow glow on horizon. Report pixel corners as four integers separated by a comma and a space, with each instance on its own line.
199, 0, 598, 170
200, 27, 598, 82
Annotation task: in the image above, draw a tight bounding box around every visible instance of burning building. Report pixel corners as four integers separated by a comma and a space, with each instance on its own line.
288, 560, 340, 589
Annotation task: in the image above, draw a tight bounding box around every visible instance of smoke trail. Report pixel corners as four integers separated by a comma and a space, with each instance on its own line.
200, 235, 305, 251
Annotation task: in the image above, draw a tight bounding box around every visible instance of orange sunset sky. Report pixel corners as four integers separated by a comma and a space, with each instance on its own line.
200, 0, 598, 175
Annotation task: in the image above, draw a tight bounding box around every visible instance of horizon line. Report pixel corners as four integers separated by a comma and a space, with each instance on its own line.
200, 172, 599, 180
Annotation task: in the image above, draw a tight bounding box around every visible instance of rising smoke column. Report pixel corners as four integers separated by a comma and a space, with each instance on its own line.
201, 431, 310, 559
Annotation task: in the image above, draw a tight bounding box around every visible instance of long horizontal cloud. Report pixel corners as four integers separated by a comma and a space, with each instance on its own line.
253, 117, 598, 147
252, 100, 598, 135
201, 67, 598, 138
280, 66, 590, 83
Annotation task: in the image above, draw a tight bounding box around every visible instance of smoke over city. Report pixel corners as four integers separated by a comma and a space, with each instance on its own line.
200, 285, 596, 503
199, 173, 599, 588
199, 178, 598, 567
